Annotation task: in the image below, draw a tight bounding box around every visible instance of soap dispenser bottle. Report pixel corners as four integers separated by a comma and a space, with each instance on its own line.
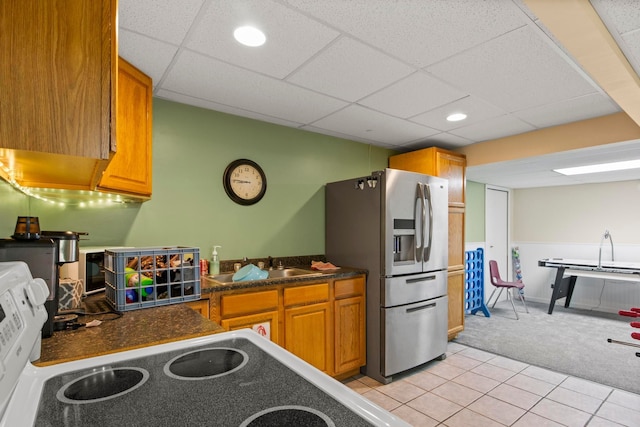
211, 246, 221, 275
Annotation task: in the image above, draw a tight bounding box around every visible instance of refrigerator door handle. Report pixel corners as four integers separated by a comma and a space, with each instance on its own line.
415, 183, 425, 262
423, 183, 433, 262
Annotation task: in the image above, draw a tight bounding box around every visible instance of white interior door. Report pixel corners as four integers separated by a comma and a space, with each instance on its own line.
485, 187, 509, 302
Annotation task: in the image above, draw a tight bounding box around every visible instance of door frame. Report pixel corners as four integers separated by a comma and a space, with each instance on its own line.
484, 185, 512, 299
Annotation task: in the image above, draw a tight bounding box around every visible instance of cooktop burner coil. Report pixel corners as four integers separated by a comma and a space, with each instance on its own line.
56, 367, 149, 404
164, 347, 248, 380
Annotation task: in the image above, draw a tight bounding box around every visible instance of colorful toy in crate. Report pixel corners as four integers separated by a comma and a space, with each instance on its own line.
125, 267, 154, 302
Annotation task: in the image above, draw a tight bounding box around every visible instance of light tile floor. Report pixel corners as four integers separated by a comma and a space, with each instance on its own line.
342, 342, 640, 426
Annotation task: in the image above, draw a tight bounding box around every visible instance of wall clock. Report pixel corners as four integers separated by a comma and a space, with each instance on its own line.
223, 159, 267, 205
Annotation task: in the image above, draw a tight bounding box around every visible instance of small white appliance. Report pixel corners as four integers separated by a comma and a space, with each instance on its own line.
60, 246, 129, 295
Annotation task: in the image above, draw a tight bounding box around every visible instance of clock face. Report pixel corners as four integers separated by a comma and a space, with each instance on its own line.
223, 159, 267, 205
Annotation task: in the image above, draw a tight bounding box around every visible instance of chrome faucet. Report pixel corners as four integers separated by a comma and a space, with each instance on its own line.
597, 230, 614, 269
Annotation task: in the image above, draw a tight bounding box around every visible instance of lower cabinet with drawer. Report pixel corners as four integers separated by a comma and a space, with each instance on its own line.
208, 274, 366, 379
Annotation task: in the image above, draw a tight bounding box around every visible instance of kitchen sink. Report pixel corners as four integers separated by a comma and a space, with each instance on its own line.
209, 268, 321, 284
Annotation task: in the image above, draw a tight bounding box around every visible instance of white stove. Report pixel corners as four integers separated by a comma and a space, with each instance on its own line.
0, 261, 409, 427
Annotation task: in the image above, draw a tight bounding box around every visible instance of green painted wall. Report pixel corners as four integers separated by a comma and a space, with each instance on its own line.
0, 99, 395, 260
465, 180, 485, 242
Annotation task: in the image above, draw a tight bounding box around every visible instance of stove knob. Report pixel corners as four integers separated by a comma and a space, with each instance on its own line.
26, 278, 50, 306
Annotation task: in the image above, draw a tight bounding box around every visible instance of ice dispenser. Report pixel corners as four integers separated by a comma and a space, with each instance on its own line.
392, 219, 416, 263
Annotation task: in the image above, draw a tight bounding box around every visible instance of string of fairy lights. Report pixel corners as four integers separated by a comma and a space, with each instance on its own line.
0, 160, 132, 208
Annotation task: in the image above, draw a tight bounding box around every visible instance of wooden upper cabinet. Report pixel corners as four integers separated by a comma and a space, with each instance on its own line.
97, 58, 153, 197
0, 0, 116, 189
389, 147, 466, 207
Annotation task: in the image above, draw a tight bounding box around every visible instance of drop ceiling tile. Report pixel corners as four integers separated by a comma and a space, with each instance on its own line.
155, 89, 304, 128
281, 0, 528, 67
185, 0, 339, 79
422, 133, 475, 148
591, 0, 640, 35
513, 94, 620, 128
427, 26, 597, 112
621, 31, 640, 75
118, 0, 204, 45
309, 104, 439, 145
287, 37, 414, 102
358, 72, 467, 119
161, 50, 348, 124
300, 125, 395, 147
448, 114, 535, 142
119, 30, 178, 85
410, 96, 506, 131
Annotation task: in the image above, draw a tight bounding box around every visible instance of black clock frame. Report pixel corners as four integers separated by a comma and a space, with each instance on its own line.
223, 159, 267, 205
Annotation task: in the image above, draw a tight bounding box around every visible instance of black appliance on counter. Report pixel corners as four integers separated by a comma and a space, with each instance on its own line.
0, 217, 85, 338
0, 239, 59, 337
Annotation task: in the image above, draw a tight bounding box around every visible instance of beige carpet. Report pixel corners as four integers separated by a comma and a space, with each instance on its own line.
453, 299, 640, 395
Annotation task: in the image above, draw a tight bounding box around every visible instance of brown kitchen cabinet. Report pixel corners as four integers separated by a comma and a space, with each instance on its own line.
216, 289, 280, 343
285, 302, 332, 373
334, 277, 366, 375
207, 273, 366, 379
447, 269, 465, 338
184, 298, 210, 319
389, 147, 467, 340
284, 283, 332, 374
1, 1, 153, 199
1, 0, 116, 189
97, 58, 153, 197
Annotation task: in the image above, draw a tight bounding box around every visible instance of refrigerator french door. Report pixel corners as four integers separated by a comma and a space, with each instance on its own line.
326, 168, 448, 384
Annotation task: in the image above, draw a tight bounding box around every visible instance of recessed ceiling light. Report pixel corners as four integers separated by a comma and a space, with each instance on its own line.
233, 26, 266, 47
446, 113, 467, 122
554, 159, 640, 175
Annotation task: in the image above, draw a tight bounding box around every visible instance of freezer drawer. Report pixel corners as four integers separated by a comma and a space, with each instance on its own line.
383, 270, 447, 308
382, 295, 448, 377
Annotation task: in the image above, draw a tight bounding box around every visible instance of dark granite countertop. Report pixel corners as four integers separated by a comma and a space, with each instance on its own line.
35, 294, 223, 366
201, 266, 367, 293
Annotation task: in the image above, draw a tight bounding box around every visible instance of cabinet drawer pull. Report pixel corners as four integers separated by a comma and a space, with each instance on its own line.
406, 302, 436, 313
406, 275, 436, 284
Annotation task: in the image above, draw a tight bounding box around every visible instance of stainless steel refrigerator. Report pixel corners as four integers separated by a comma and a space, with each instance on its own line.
326, 168, 448, 384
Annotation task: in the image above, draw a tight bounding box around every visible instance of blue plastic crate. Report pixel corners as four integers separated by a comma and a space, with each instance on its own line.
465, 248, 490, 317
104, 246, 200, 312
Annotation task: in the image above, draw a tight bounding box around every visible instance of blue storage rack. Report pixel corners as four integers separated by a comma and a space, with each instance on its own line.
465, 248, 490, 317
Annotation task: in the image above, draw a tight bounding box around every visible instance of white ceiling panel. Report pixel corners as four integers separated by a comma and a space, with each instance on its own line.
119, 0, 205, 45
410, 96, 506, 131
287, 37, 414, 102
309, 105, 439, 146
280, 0, 529, 68
155, 90, 304, 129
118, 30, 178, 84
118, 0, 640, 188
358, 72, 467, 119
449, 115, 535, 142
590, 0, 640, 35
163, 51, 348, 124
513, 94, 620, 128
427, 26, 598, 112
186, 0, 339, 79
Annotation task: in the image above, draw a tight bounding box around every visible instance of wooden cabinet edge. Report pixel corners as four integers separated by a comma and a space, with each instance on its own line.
96, 57, 153, 198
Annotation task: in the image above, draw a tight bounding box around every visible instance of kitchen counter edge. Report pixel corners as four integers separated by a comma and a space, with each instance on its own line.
201, 267, 368, 293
